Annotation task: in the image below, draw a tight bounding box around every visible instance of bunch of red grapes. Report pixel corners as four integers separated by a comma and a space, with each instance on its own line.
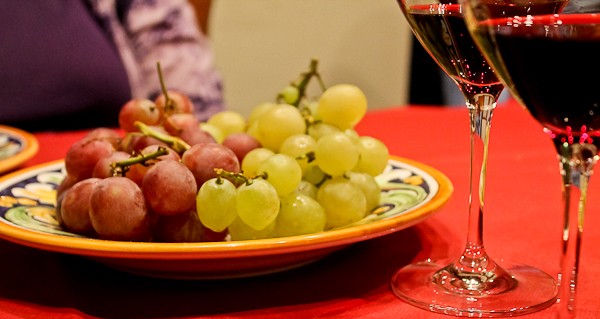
56, 90, 257, 242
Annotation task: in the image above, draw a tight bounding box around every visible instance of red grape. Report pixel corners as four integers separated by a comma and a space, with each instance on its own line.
118, 98, 161, 132
89, 176, 151, 241
179, 126, 216, 146
59, 178, 101, 236
56, 174, 78, 200
222, 132, 262, 162
141, 159, 198, 215
163, 113, 216, 146
65, 138, 116, 181
85, 127, 122, 148
202, 228, 229, 242
181, 142, 241, 187
162, 113, 199, 136
153, 209, 205, 242
92, 151, 131, 179
119, 129, 169, 153
126, 145, 181, 185
155, 90, 194, 116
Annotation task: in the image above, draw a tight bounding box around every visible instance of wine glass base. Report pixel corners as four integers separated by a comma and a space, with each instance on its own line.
391, 259, 557, 317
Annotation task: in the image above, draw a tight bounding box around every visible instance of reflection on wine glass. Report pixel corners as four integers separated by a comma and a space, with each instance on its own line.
390, 0, 558, 316
462, 0, 599, 317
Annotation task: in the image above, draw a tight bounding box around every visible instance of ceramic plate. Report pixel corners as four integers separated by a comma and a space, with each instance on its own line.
0, 125, 39, 174
0, 157, 452, 280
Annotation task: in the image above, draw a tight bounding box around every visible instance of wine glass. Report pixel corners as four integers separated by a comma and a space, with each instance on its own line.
462, 0, 599, 317
390, 0, 559, 316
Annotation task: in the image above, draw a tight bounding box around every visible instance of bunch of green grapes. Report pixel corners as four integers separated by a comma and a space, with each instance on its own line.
197, 59, 390, 239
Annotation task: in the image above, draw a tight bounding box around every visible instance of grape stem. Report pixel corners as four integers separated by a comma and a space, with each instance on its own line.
133, 121, 191, 154
214, 168, 267, 186
298, 151, 316, 163
277, 58, 327, 107
111, 146, 169, 176
156, 61, 175, 114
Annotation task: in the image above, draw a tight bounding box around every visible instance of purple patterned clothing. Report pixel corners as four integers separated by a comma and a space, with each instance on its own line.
0, 0, 224, 131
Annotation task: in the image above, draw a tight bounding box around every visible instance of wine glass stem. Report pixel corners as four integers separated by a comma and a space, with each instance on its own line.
556, 145, 597, 318
465, 94, 495, 252
442, 93, 501, 288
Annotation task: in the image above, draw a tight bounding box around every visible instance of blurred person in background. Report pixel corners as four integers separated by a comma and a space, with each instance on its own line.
0, 0, 224, 131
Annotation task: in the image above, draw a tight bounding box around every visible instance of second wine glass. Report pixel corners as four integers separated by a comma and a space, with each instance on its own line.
462, 0, 599, 317
390, 0, 558, 316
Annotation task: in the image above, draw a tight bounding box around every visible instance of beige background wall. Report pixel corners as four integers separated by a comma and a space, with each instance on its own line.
207, 0, 413, 117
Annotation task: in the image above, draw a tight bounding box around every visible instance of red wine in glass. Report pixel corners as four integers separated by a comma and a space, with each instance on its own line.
470, 12, 600, 317
403, 4, 502, 96
477, 15, 600, 143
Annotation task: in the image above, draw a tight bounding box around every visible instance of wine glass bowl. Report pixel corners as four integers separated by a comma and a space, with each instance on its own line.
398, 3, 504, 102
390, 0, 558, 316
461, 0, 600, 317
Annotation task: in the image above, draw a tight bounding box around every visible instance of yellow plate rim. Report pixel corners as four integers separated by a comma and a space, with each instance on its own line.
0, 125, 39, 174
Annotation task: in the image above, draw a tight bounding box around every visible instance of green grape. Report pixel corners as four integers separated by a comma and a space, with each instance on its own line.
236, 178, 280, 230
305, 100, 320, 120
317, 176, 367, 229
275, 193, 326, 237
314, 132, 360, 177
196, 177, 238, 232
199, 122, 225, 143
298, 100, 319, 122
241, 147, 275, 178
247, 102, 276, 127
302, 164, 327, 186
354, 136, 390, 176
344, 128, 360, 143
257, 153, 302, 196
207, 110, 247, 138
228, 217, 275, 240
296, 180, 318, 199
317, 84, 367, 130
278, 134, 316, 173
256, 103, 306, 151
346, 171, 381, 212
279, 85, 300, 105
307, 122, 340, 141
246, 120, 260, 141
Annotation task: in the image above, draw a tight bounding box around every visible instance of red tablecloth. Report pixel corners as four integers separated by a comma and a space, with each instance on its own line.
1, 99, 598, 318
